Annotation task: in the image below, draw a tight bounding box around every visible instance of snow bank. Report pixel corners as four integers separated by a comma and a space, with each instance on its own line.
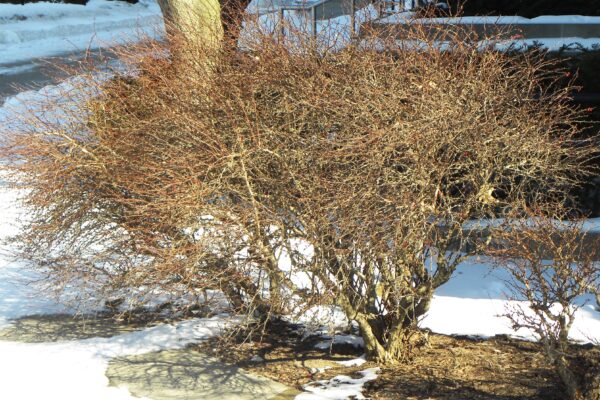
0, 0, 164, 66
494, 38, 600, 52
463, 217, 600, 234
425, 257, 600, 342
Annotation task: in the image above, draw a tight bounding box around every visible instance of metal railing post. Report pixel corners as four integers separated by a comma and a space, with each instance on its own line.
279, 8, 285, 42
311, 6, 317, 40
350, 0, 356, 37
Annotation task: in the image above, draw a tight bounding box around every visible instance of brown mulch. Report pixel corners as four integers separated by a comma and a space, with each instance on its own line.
368, 334, 560, 400
193, 319, 596, 400
194, 319, 372, 388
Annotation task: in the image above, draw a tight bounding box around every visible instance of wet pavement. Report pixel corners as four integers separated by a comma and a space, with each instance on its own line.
0, 48, 117, 103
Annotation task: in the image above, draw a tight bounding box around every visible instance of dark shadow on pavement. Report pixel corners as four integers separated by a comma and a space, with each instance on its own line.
0, 313, 159, 342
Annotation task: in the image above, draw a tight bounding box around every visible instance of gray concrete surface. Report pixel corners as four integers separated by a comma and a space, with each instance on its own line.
107, 349, 298, 400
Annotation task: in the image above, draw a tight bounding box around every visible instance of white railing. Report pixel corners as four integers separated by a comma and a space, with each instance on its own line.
262, 0, 423, 39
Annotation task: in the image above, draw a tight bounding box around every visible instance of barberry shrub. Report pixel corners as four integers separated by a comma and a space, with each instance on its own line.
1, 24, 595, 363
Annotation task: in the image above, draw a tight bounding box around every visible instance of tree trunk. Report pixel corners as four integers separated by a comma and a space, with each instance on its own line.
157, 0, 223, 50
357, 317, 410, 364
555, 355, 583, 400
220, 0, 252, 46
337, 288, 433, 364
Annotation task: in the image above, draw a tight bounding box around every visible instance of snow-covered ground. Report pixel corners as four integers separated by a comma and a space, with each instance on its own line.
0, 316, 236, 400
0, 185, 69, 330
427, 258, 600, 342
0, 0, 164, 73
0, 174, 242, 400
3, 0, 598, 80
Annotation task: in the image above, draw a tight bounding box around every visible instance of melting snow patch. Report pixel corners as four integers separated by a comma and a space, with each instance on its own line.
309, 366, 332, 374
336, 355, 367, 367
295, 367, 380, 400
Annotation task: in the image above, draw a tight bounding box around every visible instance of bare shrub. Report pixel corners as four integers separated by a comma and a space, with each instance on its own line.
1, 24, 596, 363
490, 215, 600, 399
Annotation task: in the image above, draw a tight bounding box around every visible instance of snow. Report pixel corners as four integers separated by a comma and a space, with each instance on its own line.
581, 218, 600, 233
296, 305, 350, 330
0, 0, 163, 68
0, 185, 72, 330
373, 14, 600, 51
336, 355, 367, 367
425, 257, 600, 342
379, 15, 600, 25
296, 367, 380, 400
0, 315, 236, 400
496, 38, 600, 52
462, 216, 600, 235
0, 177, 238, 400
